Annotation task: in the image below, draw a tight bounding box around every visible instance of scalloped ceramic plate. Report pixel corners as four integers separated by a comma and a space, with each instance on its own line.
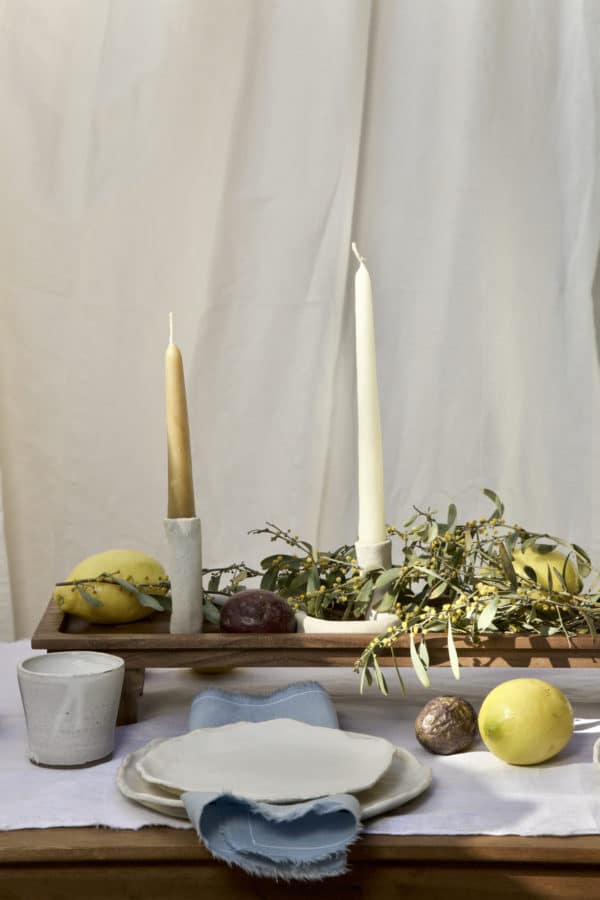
117, 740, 189, 819
136, 719, 396, 802
118, 740, 431, 820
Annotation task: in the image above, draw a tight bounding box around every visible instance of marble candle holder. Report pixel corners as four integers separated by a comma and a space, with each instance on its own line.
164, 517, 204, 634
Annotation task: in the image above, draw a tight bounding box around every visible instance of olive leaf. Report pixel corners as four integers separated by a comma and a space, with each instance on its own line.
389, 645, 406, 695
375, 567, 403, 589
447, 618, 461, 680
409, 633, 430, 688
447, 503, 457, 529
306, 567, 320, 594
429, 580, 449, 600
579, 609, 597, 639
427, 522, 439, 543
377, 592, 396, 613
76, 584, 103, 608
109, 576, 165, 611
371, 655, 389, 695
482, 488, 504, 519
354, 578, 375, 612
207, 574, 221, 592
203, 600, 221, 625
498, 543, 517, 590
359, 662, 373, 694
572, 543, 592, 578
477, 597, 498, 631
260, 569, 278, 591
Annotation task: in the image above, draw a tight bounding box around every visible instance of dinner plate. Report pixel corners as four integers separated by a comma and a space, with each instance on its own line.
117, 739, 431, 820
136, 719, 396, 802
117, 740, 189, 820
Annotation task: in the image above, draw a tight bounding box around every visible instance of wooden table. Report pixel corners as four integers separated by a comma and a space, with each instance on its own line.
1, 827, 600, 899
22, 610, 600, 896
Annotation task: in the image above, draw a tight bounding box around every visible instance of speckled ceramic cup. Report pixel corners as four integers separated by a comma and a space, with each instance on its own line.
17, 651, 124, 767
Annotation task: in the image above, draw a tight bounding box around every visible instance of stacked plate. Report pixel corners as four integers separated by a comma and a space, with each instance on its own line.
117, 718, 432, 820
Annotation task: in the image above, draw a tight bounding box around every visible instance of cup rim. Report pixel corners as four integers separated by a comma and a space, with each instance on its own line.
18, 651, 124, 678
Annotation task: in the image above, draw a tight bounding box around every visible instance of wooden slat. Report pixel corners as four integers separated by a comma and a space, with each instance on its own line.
2, 829, 600, 900
30, 600, 600, 668
2, 827, 600, 865
4, 862, 600, 900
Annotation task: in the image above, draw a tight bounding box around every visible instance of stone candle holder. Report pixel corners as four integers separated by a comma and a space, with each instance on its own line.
164, 517, 204, 634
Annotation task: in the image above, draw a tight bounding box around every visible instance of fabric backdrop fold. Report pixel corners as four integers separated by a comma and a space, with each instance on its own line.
0, 0, 599, 637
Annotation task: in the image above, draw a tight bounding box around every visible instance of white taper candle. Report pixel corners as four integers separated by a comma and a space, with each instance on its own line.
353, 243, 387, 545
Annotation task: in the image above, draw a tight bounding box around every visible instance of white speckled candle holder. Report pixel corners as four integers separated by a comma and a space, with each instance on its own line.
355, 539, 392, 572
164, 517, 204, 634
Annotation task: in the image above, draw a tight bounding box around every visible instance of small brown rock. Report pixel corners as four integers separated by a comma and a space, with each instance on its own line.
415, 696, 477, 755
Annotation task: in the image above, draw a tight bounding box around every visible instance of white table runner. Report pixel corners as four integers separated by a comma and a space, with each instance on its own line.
3, 639, 600, 835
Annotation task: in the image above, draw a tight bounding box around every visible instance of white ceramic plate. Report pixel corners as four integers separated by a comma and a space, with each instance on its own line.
117, 740, 189, 819
357, 747, 431, 817
136, 719, 396, 802
118, 740, 431, 821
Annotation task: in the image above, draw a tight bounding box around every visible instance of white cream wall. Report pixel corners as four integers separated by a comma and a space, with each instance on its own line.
1, 0, 600, 638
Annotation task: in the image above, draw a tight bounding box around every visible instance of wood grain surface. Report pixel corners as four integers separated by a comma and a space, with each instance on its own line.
1, 828, 600, 900
31, 600, 600, 668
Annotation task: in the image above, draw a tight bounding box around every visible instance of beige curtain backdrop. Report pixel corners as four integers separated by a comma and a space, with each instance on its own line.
1, 0, 599, 639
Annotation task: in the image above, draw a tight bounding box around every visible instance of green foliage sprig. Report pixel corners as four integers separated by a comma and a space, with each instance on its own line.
56, 491, 600, 696
54, 571, 172, 612
212, 490, 600, 694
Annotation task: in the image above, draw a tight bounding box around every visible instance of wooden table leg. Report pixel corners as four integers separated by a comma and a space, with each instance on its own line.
117, 668, 145, 726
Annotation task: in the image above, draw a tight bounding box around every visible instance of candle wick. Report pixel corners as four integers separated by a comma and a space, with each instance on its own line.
351, 242, 365, 265
169, 311, 173, 344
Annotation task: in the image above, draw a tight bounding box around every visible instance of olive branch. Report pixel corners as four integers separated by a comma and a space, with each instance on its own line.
54, 489, 600, 696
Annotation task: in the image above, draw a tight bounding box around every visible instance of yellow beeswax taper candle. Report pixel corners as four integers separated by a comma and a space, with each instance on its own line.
165, 312, 196, 518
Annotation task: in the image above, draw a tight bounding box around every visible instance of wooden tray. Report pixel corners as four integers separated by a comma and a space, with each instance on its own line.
31, 599, 600, 724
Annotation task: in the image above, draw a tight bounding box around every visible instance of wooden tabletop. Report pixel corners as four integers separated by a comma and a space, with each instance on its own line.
2, 827, 600, 899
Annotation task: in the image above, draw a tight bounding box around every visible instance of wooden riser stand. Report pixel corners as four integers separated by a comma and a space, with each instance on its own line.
32, 600, 600, 725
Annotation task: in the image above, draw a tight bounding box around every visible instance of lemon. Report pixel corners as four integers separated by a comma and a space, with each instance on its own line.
512, 546, 582, 594
53, 549, 167, 624
478, 678, 573, 765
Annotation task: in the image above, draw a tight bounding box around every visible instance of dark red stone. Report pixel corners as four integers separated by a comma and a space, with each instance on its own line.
220, 590, 296, 633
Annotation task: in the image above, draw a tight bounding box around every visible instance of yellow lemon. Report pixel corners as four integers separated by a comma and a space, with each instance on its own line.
53, 549, 167, 624
478, 678, 573, 765
512, 547, 582, 594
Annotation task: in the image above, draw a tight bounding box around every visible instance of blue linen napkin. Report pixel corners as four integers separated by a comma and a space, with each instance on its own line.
185, 681, 359, 879
183, 791, 361, 880
189, 681, 338, 730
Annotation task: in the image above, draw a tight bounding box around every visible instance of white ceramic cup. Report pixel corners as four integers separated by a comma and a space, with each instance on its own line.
17, 651, 125, 767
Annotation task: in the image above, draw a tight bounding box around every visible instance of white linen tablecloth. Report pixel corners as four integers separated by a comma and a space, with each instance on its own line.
3, 639, 600, 835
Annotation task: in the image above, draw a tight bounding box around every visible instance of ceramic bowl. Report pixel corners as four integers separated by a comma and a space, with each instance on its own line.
295, 611, 400, 634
